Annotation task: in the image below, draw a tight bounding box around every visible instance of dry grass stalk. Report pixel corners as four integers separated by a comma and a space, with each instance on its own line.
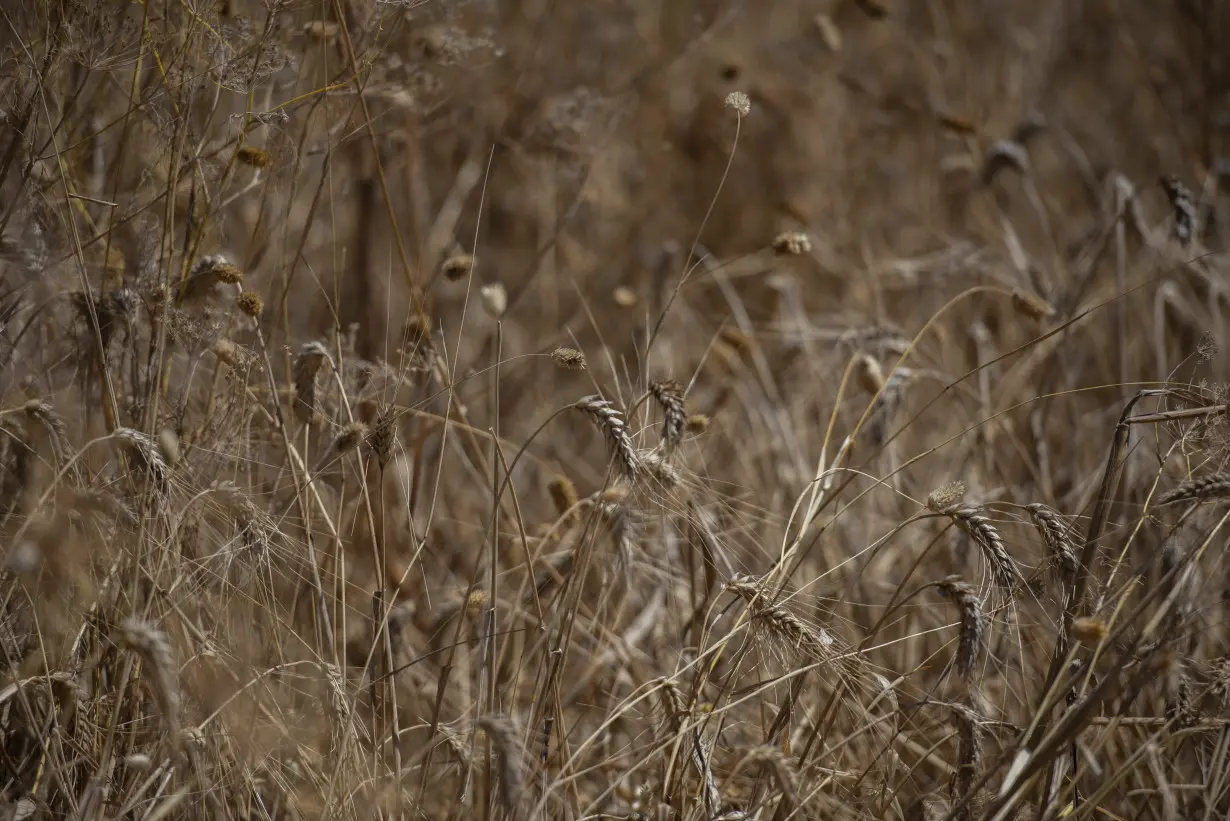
937, 576, 984, 680
573, 395, 639, 480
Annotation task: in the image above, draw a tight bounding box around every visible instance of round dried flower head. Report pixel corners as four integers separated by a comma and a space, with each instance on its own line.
237, 145, 272, 168
1071, 616, 1108, 645
550, 346, 586, 370
772, 231, 812, 256
334, 422, 369, 454
213, 261, 244, 284
687, 413, 711, 434
480, 282, 507, 319
927, 480, 967, 512
724, 91, 751, 117
441, 253, 475, 281
236, 290, 264, 318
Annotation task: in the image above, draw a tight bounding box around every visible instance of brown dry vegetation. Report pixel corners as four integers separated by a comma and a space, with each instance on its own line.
2, 1, 1230, 819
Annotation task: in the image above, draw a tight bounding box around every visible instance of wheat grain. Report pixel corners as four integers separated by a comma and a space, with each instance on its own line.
1025, 502, 1078, 580
477, 715, 524, 815
118, 618, 181, 739
1158, 473, 1230, 506
942, 506, 1015, 588
937, 576, 984, 680
649, 380, 686, 454
573, 395, 639, 480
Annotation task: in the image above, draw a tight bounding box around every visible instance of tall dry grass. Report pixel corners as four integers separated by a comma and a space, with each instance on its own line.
3, 1, 1230, 819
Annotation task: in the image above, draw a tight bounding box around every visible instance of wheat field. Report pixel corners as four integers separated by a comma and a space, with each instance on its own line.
2, 1, 1230, 820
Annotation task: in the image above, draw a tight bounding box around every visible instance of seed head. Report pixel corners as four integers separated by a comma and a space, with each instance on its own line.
724, 91, 751, 117
480, 282, 507, 319
687, 413, 710, 434
1011, 288, 1055, 321
772, 231, 812, 256
612, 285, 637, 307
440, 253, 474, 281
236, 290, 263, 318
1071, 616, 1108, 645
927, 481, 967, 513
550, 346, 587, 370
854, 353, 885, 395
